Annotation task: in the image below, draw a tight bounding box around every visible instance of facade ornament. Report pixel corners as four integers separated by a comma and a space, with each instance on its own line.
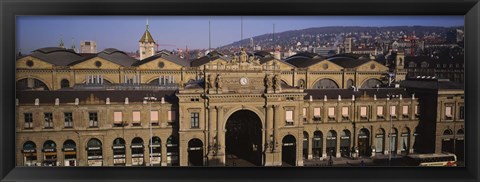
215, 74, 222, 89
206, 74, 213, 90
240, 48, 247, 63
272, 74, 281, 90
231, 55, 239, 64
264, 74, 272, 90
248, 55, 254, 63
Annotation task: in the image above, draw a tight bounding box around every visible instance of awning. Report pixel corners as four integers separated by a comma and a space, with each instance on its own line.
64, 151, 76, 155
63, 147, 76, 152
42, 148, 56, 152
131, 144, 144, 148
22, 149, 36, 153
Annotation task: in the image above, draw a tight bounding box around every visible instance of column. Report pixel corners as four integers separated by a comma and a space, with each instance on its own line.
308, 135, 313, 159
266, 105, 274, 166
215, 106, 224, 165
145, 143, 151, 166
322, 134, 327, 159
161, 140, 167, 166
336, 132, 341, 158
125, 144, 132, 166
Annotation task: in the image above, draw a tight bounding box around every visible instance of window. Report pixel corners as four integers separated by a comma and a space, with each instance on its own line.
377, 106, 384, 119
44, 112, 53, 128
191, 112, 199, 128
132, 111, 141, 126
341, 107, 349, 120
168, 110, 176, 126
360, 107, 367, 120
113, 111, 123, 127
302, 108, 307, 123
402, 106, 409, 118
64, 112, 73, 128
313, 107, 321, 122
24, 113, 33, 129
390, 106, 397, 118
414, 105, 419, 118
286, 110, 294, 125
459, 106, 465, 120
445, 106, 453, 120
89, 112, 98, 127
328, 107, 335, 121
61, 79, 70, 88
150, 111, 159, 126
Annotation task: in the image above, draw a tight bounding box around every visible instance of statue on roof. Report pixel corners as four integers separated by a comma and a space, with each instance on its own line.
215, 74, 222, 89
272, 74, 281, 90
264, 74, 272, 90
206, 74, 213, 90
248, 55, 254, 63
231, 55, 239, 64
240, 48, 247, 63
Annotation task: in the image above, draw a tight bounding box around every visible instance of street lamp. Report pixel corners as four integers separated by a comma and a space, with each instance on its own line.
387, 93, 399, 166
144, 94, 157, 167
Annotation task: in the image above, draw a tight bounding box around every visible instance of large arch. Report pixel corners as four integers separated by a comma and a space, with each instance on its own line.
16, 77, 50, 91
360, 78, 383, 88
86, 138, 103, 166
312, 78, 340, 89
187, 138, 204, 166
222, 107, 265, 131
225, 109, 263, 166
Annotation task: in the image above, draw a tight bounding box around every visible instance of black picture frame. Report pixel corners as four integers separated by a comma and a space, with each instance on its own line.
1, 0, 479, 181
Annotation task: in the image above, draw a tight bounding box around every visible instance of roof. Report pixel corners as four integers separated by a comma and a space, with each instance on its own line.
400, 79, 464, 90
132, 52, 189, 67
139, 28, 155, 43
29, 47, 85, 66
304, 88, 411, 100
68, 48, 138, 67
190, 54, 226, 67
327, 56, 371, 68
16, 90, 178, 104
284, 56, 325, 68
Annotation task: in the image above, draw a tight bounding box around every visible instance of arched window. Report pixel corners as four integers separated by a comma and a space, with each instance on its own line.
86, 138, 103, 166
112, 138, 126, 166
60, 79, 70, 88
22, 141, 37, 166
346, 79, 354, 89
63, 140, 77, 166
401, 127, 411, 154
166, 135, 179, 166
313, 78, 339, 89
188, 138, 204, 166
302, 132, 309, 160
326, 130, 337, 157
375, 128, 385, 153
361, 78, 382, 88
42, 140, 57, 166
298, 79, 305, 89
340, 130, 351, 157
16, 78, 49, 91
150, 136, 162, 166
312, 131, 323, 159
457, 129, 464, 135
131, 137, 145, 166
443, 129, 453, 135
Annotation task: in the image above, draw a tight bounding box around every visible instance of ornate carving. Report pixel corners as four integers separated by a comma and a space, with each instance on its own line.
215, 74, 222, 89
240, 48, 247, 63
272, 74, 281, 90
206, 74, 213, 89
264, 74, 272, 90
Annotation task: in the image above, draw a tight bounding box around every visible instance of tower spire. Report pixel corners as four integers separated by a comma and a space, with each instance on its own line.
59, 34, 64, 48
146, 17, 149, 30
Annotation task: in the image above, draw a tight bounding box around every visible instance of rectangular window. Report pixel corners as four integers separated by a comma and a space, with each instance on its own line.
150, 111, 159, 126
459, 106, 465, 119
414, 105, 419, 118
132, 111, 141, 126
191, 112, 199, 128
302, 108, 307, 118
64, 112, 73, 128
341, 107, 349, 120
445, 106, 452, 120
328, 107, 335, 121
89, 112, 98, 127
360, 107, 367, 119
44, 112, 53, 128
113, 111, 123, 126
377, 106, 384, 119
286, 110, 294, 125
390, 106, 396, 118
402, 106, 409, 118
313, 107, 321, 121
168, 110, 176, 122
24, 113, 33, 129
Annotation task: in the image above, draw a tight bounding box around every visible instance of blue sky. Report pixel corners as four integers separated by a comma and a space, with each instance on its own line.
16, 16, 464, 53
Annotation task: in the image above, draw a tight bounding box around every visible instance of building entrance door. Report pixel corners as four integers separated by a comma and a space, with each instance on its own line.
225, 110, 262, 166
358, 129, 370, 156
282, 135, 296, 166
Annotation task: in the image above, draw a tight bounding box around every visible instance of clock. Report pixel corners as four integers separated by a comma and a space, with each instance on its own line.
240, 77, 248, 85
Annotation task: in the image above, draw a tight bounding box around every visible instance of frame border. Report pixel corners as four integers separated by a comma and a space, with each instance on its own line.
1, 0, 479, 182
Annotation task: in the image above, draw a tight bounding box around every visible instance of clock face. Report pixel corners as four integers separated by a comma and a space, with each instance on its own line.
240, 77, 248, 85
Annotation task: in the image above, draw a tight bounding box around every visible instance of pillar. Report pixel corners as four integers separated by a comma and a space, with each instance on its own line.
125, 144, 132, 166
308, 135, 313, 159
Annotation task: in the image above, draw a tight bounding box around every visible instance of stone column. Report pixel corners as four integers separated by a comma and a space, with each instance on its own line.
161, 141, 167, 166
215, 106, 225, 165
125, 144, 132, 166
322, 136, 327, 159
145, 144, 151, 166
308, 136, 313, 159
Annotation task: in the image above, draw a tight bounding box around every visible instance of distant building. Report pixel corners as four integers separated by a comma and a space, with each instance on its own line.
80, 41, 97, 54
313, 47, 337, 57
139, 20, 156, 60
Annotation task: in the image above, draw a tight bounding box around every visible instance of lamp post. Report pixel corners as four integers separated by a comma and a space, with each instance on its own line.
387, 93, 399, 166
144, 94, 157, 166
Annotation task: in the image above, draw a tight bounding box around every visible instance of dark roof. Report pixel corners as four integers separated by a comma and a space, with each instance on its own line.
404, 55, 464, 69
184, 80, 204, 89
287, 52, 322, 59
327, 56, 370, 68
132, 52, 189, 67
67, 48, 138, 67
29, 47, 85, 66
400, 79, 464, 90
304, 88, 411, 100
254, 51, 272, 58
284, 56, 325, 68
139, 29, 155, 43
190, 54, 226, 67
16, 90, 178, 104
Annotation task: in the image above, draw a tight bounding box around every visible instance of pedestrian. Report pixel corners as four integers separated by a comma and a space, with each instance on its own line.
360, 160, 365, 166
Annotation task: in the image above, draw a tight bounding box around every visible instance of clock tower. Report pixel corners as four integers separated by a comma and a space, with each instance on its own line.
139, 19, 156, 60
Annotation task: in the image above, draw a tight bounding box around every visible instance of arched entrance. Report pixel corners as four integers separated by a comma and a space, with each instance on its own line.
86, 138, 102, 166
62, 140, 77, 166
302, 132, 309, 160
282, 135, 296, 166
326, 130, 337, 157
188, 138, 204, 166
225, 110, 262, 166
42, 140, 57, 166
442, 129, 454, 153
340, 130, 351, 157
361, 78, 382, 88
375, 128, 385, 154
22, 141, 37, 166
313, 78, 339, 89
400, 127, 411, 154
166, 135, 179, 166
389, 128, 398, 154
131, 137, 145, 166
112, 138, 126, 166
149, 136, 162, 166
358, 128, 370, 156
312, 131, 323, 159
